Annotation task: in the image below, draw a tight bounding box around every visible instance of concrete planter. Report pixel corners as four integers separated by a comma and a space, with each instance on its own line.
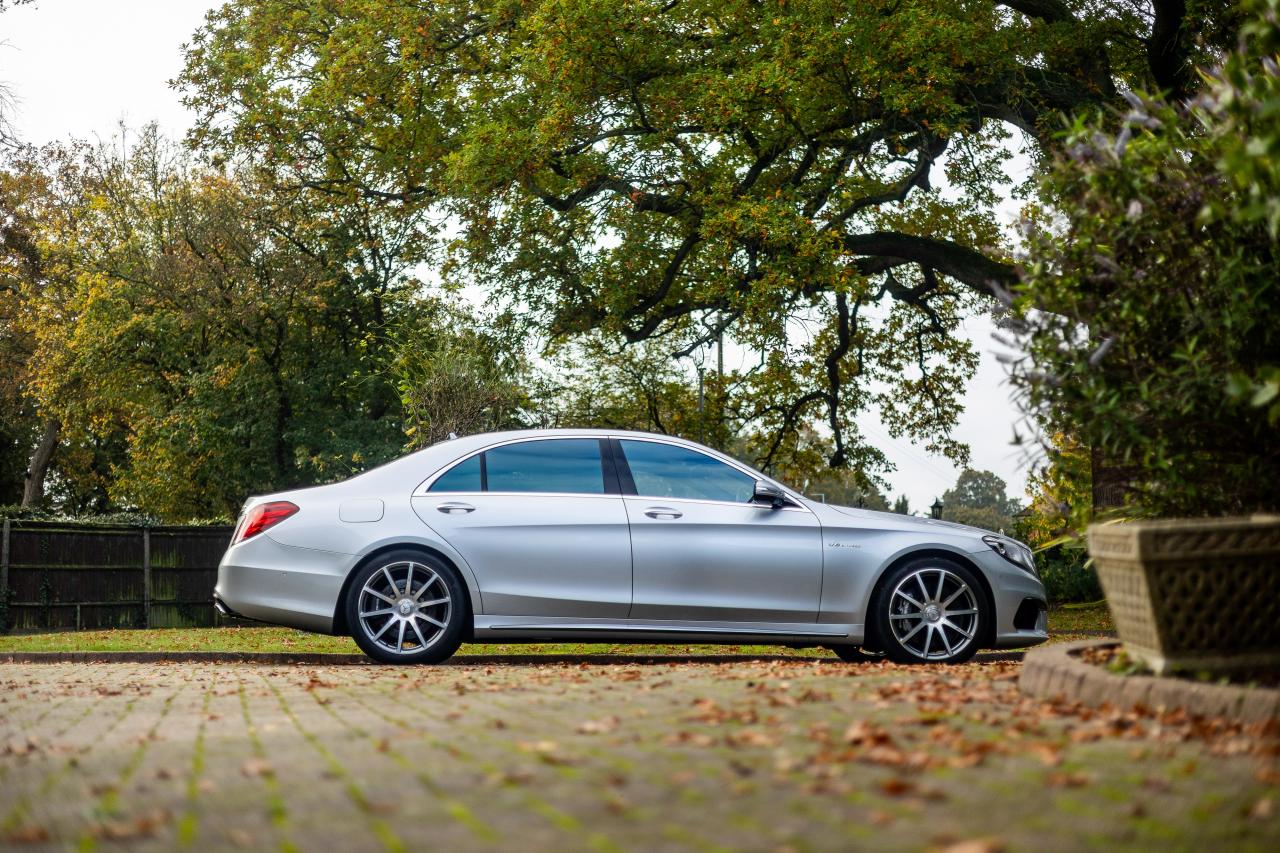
1087, 515, 1280, 675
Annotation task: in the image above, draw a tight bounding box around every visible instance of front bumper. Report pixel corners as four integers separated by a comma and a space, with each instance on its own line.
969, 548, 1050, 650
215, 533, 355, 634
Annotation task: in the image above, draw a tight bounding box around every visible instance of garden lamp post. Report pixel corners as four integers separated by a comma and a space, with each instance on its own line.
930, 498, 943, 519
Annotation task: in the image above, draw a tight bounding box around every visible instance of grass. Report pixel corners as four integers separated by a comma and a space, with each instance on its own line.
0, 602, 1114, 656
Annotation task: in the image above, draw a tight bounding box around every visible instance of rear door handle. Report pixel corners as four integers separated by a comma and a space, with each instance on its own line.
644, 507, 682, 519
436, 502, 476, 514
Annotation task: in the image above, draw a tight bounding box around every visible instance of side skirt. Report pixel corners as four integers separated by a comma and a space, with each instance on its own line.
472, 615, 861, 645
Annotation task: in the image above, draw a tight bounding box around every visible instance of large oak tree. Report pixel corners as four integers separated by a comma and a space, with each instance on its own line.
178, 0, 1234, 477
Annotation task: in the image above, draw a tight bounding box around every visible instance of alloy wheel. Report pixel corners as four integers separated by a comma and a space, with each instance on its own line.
357, 560, 453, 655
886, 567, 979, 661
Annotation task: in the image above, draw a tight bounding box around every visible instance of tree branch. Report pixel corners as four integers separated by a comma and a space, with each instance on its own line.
844, 231, 1016, 296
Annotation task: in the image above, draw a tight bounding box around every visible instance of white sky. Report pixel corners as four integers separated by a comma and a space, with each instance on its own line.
1, 0, 1037, 512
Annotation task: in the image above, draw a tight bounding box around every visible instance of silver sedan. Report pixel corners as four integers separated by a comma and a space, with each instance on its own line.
214, 429, 1048, 664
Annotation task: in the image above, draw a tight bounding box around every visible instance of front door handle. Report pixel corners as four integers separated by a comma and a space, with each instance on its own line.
436, 502, 476, 514
644, 507, 683, 519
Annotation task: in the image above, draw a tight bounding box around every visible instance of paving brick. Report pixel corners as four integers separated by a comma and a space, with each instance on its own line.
2, 659, 1278, 851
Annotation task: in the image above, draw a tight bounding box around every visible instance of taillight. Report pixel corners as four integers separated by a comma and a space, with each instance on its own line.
235, 501, 299, 543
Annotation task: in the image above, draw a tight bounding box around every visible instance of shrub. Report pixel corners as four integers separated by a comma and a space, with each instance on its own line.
1010, 0, 1280, 522
1037, 547, 1103, 604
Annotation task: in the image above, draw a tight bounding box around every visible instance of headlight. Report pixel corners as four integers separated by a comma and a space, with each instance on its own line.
982, 534, 1038, 577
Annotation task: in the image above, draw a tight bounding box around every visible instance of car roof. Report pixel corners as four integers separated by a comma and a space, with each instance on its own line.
349, 428, 794, 495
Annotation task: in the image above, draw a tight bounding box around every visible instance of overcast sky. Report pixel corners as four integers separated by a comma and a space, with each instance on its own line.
1, 0, 1038, 512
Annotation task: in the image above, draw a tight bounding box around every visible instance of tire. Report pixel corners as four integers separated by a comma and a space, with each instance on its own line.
346, 549, 467, 665
828, 645, 886, 663
871, 556, 987, 665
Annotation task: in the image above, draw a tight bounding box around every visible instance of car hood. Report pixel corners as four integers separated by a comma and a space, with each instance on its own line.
823, 504, 1000, 537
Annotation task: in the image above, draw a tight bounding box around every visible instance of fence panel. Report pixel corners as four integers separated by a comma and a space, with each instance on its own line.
0, 521, 233, 633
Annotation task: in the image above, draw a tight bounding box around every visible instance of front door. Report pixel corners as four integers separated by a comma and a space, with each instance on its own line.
412, 437, 632, 618
616, 438, 823, 623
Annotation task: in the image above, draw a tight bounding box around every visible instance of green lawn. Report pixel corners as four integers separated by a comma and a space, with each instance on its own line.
0, 602, 1113, 655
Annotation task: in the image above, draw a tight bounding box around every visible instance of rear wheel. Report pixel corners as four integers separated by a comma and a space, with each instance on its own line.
346, 550, 467, 664
872, 557, 986, 665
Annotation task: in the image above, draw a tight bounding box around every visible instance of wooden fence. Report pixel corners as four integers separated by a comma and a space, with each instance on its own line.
0, 520, 234, 633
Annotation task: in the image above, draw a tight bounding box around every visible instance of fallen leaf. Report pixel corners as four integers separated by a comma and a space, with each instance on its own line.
1028, 743, 1063, 767
879, 777, 915, 797
937, 837, 1004, 853
241, 758, 273, 778
227, 828, 254, 847
577, 715, 620, 735
1248, 797, 1273, 820
1046, 771, 1091, 788
4, 825, 50, 844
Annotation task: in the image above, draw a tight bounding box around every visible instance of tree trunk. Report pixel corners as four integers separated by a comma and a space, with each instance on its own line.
21, 418, 59, 508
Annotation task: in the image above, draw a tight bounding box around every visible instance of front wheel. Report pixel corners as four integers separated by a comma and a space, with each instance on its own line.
871, 557, 987, 665
346, 550, 467, 664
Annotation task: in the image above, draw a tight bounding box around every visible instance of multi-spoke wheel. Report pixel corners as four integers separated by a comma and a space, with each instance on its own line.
872, 558, 987, 664
346, 550, 466, 664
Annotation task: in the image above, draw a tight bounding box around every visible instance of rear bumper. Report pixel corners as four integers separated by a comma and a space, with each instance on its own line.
215, 534, 355, 634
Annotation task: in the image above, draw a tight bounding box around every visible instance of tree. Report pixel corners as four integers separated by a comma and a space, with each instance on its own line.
177, 0, 1237, 481
6, 129, 440, 519
1017, 433, 1092, 546
892, 495, 911, 515
1010, 0, 1280, 519
798, 469, 890, 510
393, 309, 530, 448
0, 1, 36, 149
536, 336, 714, 442
941, 468, 1020, 532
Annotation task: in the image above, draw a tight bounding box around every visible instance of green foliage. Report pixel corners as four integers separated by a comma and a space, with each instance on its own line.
537, 337, 714, 441
1036, 548, 1103, 604
0, 505, 176, 526
941, 468, 1020, 531
1017, 432, 1092, 546
892, 495, 910, 515
176, 0, 1235, 482
2, 129, 443, 519
393, 310, 530, 448
793, 466, 889, 510
1012, 0, 1280, 520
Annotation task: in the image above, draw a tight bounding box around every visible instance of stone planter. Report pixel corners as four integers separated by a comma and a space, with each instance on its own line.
1087, 515, 1280, 675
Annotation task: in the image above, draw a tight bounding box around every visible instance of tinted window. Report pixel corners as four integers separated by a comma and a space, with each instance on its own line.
620, 440, 755, 502
485, 439, 605, 494
428, 454, 482, 492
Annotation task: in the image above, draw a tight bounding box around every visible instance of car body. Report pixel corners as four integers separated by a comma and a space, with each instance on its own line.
214, 429, 1048, 664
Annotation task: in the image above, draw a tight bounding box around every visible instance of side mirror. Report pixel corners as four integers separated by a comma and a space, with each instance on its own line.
752, 480, 787, 509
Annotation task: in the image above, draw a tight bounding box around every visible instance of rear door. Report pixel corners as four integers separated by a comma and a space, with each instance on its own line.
616, 438, 823, 623
411, 437, 632, 618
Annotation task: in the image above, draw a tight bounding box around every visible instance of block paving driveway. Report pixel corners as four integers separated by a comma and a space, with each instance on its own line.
1, 658, 1278, 851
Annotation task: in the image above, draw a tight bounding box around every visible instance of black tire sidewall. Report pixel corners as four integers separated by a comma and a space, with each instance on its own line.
346, 550, 468, 665
872, 557, 987, 665
828, 645, 886, 664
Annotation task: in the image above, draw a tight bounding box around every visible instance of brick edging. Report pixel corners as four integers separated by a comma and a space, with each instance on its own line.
1019, 640, 1280, 723
1, 649, 1026, 667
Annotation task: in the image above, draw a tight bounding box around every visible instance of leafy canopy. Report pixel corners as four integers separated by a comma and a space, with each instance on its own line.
177, 0, 1232, 479
3, 129, 455, 519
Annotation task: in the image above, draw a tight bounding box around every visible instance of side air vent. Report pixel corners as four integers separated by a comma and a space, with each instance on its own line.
1014, 598, 1047, 631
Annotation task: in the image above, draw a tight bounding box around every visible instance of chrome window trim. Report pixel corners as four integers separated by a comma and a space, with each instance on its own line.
414, 435, 612, 496
414, 433, 813, 515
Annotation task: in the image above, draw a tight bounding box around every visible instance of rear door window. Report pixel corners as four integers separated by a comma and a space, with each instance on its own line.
427, 454, 483, 492
484, 439, 606, 494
